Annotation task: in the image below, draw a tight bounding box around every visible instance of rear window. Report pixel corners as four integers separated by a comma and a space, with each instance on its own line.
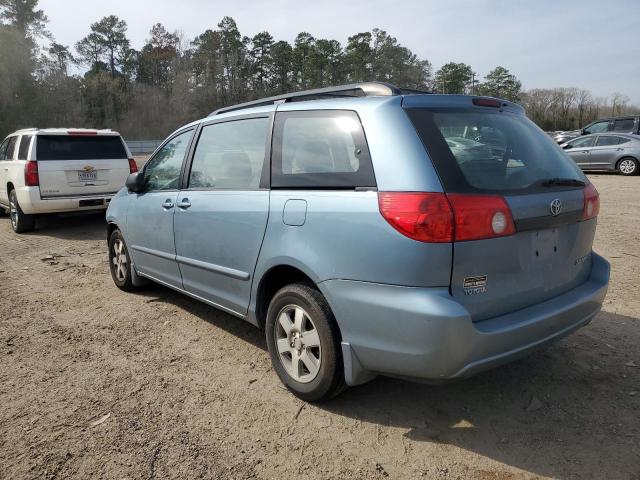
613, 118, 635, 132
36, 135, 127, 161
406, 108, 586, 193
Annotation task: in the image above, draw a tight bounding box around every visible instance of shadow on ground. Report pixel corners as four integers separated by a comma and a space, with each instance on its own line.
28, 211, 107, 240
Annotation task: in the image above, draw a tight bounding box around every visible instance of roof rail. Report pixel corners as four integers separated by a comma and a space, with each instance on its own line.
209, 82, 405, 116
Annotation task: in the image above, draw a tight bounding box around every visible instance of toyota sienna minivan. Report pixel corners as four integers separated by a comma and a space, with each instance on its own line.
106, 82, 610, 401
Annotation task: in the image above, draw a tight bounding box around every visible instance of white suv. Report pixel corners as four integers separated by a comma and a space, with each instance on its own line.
0, 128, 136, 233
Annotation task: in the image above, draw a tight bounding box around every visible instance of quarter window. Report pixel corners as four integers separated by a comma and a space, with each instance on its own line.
18, 135, 33, 160
613, 118, 635, 132
272, 110, 375, 188
0, 139, 9, 160
3, 137, 17, 160
189, 117, 269, 190
143, 129, 193, 191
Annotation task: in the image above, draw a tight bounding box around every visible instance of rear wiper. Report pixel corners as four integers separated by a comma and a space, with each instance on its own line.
540, 178, 586, 187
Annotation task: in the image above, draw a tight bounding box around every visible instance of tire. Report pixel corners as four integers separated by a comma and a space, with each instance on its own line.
265, 283, 345, 402
617, 157, 639, 176
9, 190, 35, 233
108, 229, 136, 291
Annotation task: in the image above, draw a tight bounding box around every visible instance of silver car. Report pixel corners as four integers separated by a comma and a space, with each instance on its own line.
562, 133, 640, 175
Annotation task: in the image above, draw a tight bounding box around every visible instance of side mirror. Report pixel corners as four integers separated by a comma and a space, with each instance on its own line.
562, 144, 572, 150
581, 129, 588, 135
126, 172, 146, 193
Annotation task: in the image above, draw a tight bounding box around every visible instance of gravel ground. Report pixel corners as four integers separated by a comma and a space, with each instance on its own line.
0, 173, 638, 480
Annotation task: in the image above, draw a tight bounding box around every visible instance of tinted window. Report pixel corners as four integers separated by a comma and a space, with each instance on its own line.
144, 130, 193, 191
189, 118, 269, 190
36, 136, 127, 160
569, 136, 596, 148
407, 108, 585, 193
272, 110, 375, 188
584, 121, 609, 134
18, 135, 32, 160
595, 136, 621, 147
0, 139, 9, 160
613, 118, 635, 132
3, 137, 17, 160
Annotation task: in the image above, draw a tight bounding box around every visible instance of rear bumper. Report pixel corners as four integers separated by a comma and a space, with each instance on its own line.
15, 187, 114, 214
319, 252, 610, 386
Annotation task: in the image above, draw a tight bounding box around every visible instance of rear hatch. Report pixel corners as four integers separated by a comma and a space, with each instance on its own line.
35, 132, 131, 198
405, 98, 598, 321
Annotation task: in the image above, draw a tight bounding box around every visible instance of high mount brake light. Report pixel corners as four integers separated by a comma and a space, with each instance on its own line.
24, 161, 39, 186
582, 183, 600, 220
378, 192, 515, 243
472, 98, 503, 108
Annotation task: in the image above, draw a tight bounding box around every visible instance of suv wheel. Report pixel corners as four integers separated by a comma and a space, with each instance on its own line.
108, 229, 136, 291
618, 157, 639, 176
9, 190, 35, 233
265, 283, 345, 402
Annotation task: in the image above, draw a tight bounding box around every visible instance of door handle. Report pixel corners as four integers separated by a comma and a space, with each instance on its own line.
177, 198, 191, 209
162, 200, 175, 209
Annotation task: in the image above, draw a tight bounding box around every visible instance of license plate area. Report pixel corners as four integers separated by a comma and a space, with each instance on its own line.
78, 171, 97, 182
531, 228, 559, 261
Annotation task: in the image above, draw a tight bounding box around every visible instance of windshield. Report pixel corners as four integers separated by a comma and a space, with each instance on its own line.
406, 108, 586, 193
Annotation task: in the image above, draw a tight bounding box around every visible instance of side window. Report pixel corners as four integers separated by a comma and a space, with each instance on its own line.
3, 137, 17, 160
18, 135, 33, 160
143, 129, 193, 191
613, 118, 635, 132
272, 110, 375, 188
568, 136, 596, 148
618, 137, 631, 145
189, 117, 269, 190
595, 136, 621, 147
0, 139, 9, 160
584, 121, 609, 134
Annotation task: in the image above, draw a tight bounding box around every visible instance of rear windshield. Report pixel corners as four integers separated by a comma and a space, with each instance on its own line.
406, 108, 586, 193
36, 135, 127, 161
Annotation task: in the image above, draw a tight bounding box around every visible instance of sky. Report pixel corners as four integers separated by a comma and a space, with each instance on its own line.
39, 0, 640, 104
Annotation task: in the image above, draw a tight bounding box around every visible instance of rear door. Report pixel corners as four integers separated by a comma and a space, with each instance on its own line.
0, 136, 18, 205
406, 101, 596, 321
35, 133, 130, 198
173, 115, 271, 316
590, 135, 622, 169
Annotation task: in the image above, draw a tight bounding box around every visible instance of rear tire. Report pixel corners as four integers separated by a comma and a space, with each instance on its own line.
9, 190, 35, 233
108, 229, 136, 291
265, 283, 345, 402
617, 157, 639, 176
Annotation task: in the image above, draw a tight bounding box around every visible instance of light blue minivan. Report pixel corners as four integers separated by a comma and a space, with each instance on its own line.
106, 83, 610, 401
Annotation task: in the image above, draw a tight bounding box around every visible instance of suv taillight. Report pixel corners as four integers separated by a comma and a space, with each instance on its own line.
24, 161, 39, 186
378, 192, 515, 243
128, 158, 138, 174
583, 183, 599, 220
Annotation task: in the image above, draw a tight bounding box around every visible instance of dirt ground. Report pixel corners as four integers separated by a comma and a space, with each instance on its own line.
0, 173, 638, 480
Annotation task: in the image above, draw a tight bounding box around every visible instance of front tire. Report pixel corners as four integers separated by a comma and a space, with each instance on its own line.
9, 190, 35, 233
108, 229, 136, 291
617, 157, 639, 176
265, 283, 345, 402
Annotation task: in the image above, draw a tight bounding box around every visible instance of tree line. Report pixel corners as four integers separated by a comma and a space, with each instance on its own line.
0, 0, 637, 140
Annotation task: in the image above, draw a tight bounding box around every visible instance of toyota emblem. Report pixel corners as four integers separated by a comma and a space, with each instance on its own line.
550, 198, 562, 216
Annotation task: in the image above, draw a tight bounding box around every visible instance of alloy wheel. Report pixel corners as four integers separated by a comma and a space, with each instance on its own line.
112, 238, 128, 282
619, 159, 637, 175
274, 304, 322, 384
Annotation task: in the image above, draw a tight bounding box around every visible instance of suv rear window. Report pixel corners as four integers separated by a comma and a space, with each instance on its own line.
36, 135, 127, 161
406, 108, 585, 193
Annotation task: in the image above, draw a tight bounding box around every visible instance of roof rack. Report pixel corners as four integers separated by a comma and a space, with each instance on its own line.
209, 82, 426, 116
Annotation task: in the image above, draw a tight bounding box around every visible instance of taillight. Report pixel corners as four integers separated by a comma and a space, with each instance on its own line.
378, 192, 515, 243
24, 161, 39, 186
128, 158, 138, 174
378, 192, 453, 243
583, 183, 599, 220
447, 194, 515, 241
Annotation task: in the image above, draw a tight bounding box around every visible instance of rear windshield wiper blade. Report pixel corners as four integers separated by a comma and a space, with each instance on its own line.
540, 178, 586, 187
